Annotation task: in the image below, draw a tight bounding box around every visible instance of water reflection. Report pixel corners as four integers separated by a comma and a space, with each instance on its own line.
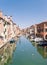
0, 42, 16, 65
37, 46, 47, 59
32, 41, 47, 59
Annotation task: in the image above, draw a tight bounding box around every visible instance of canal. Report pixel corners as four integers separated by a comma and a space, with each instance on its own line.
0, 36, 47, 65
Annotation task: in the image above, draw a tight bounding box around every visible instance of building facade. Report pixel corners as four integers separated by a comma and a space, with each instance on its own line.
0, 11, 21, 45
36, 22, 47, 41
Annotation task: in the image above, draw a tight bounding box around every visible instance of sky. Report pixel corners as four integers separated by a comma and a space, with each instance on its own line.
0, 0, 47, 28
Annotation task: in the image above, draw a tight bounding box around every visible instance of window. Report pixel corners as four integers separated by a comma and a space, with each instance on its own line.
7, 22, 10, 25
4, 28, 6, 34
41, 29, 43, 32
45, 29, 47, 32
5, 29, 6, 32
4, 22, 6, 26
0, 36, 3, 40
45, 35, 47, 39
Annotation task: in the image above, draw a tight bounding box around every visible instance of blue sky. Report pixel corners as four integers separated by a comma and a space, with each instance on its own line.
0, 0, 47, 28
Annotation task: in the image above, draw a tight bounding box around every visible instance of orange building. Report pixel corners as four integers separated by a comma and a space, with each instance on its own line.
35, 22, 47, 41
24, 21, 47, 41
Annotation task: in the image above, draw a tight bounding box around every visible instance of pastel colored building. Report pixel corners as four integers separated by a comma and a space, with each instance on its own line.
0, 11, 20, 45
0, 11, 5, 43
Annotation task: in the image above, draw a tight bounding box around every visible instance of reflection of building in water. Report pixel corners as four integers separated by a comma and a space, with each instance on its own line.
0, 42, 16, 65
37, 46, 47, 59
43, 46, 47, 58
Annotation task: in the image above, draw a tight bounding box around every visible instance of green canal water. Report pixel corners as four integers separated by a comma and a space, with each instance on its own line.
0, 36, 47, 65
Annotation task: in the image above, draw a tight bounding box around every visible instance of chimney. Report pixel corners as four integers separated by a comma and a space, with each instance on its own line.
0, 10, 3, 18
